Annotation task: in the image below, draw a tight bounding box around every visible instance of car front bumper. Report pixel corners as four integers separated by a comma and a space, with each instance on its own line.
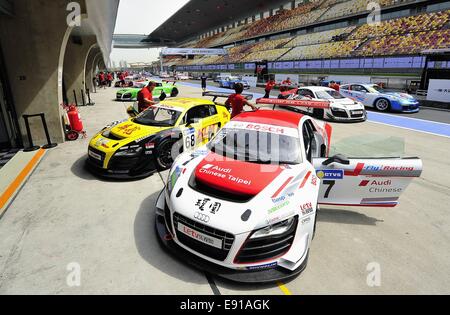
390, 100, 420, 113
155, 190, 308, 283
86, 147, 158, 180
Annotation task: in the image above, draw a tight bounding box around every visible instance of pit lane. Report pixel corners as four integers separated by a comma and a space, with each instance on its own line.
182, 79, 450, 126
0, 84, 449, 294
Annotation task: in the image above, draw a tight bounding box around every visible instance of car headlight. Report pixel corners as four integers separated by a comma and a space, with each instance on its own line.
115, 145, 142, 157
250, 216, 297, 239
331, 107, 346, 112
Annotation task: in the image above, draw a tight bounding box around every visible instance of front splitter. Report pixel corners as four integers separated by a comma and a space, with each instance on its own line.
155, 201, 308, 284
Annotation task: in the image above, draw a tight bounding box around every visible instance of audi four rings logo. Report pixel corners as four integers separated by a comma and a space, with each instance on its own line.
194, 212, 210, 223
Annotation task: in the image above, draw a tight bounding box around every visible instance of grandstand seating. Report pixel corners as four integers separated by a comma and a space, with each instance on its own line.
285, 26, 356, 47
169, 2, 449, 68
319, 0, 398, 21
354, 29, 450, 56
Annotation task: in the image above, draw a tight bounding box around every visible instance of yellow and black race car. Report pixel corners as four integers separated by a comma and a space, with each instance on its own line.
86, 98, 231, 179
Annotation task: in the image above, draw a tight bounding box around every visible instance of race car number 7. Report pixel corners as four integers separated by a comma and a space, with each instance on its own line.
323, 180, 335, 199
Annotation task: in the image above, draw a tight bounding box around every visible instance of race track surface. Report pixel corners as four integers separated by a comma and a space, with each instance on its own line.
0, 84, 449, 294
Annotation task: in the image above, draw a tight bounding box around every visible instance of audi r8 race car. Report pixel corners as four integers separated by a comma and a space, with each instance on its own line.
339, 83, 420, 113
86, 98, 230, 179
156, 105, 422, 283
218, 77, 250, 90
116, 81, 179, 101
279, 86, 367, 122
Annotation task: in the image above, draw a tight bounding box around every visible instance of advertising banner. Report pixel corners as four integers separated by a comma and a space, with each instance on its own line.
162, 48, 227, 56
427, 79, 450, 102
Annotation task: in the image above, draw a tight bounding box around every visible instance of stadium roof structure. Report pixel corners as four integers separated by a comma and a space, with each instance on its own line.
148, 0, 291, 43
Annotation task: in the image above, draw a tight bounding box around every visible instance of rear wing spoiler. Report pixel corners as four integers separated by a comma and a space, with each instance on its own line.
256, 98, 330, 109
202, 91, 253, 102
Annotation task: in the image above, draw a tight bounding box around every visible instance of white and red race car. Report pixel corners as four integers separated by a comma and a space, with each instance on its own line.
156, 107, 422, 283
278, 86, 367, 122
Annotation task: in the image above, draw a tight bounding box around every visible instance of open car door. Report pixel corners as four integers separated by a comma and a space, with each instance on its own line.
314, 155, 422, 207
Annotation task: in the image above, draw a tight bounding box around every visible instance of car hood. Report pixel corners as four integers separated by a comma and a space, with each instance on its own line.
194, 152, 284, 197
117, 88, 139, 94
329, 98, 364, 109
167, 149, 316, 234
383, 92, 417, 101
109, 120, 169, 140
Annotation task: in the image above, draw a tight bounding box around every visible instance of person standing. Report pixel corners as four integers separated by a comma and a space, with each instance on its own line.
107, 72, 113, 87
264, 79, 276, 98
98, 72, 105, 89
201, 73, 208, 92
225, 83, 258, 119
137, 82, 157, 113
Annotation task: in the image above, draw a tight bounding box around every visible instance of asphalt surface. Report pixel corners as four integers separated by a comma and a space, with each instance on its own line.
0, 84, 449, 294
184, 79, 450, 125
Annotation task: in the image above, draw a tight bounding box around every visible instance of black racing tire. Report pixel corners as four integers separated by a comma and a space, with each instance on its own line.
155, 139, 182, 170
374, 98, 391, 112
170, 88, 179, 97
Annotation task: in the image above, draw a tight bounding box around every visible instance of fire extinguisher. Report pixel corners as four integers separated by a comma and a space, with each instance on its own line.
67, 105, 84, 132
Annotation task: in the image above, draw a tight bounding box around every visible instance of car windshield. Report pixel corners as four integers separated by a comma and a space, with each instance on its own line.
316, 90, 345, 100
134, 82, 147, 88
368, 85, 385, 93
133, 107, 182, 127
208, 127, 302, 165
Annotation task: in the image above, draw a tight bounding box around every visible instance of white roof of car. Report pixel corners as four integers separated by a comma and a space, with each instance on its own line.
300, 86, 335, 92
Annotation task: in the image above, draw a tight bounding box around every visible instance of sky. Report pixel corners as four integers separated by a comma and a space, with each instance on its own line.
110, 0, 190, 65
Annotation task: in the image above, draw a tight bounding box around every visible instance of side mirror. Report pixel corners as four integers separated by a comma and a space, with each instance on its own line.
322, 154, 350, 166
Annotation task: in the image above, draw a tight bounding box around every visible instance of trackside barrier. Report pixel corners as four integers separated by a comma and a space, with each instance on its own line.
22, 113, 58, 152
86, 89, 95, 106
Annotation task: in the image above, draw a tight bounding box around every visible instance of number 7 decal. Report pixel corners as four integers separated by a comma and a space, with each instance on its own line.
323, 180, 335, 199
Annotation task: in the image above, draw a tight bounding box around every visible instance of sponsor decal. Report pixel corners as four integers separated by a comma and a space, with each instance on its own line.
301, 217, 311, 225
145, 151, 153, 155
268, 201, 290, 214
145, 142, 155, 149
226, 121, 298, 137
194, 212, 210, 223
88, 150, 101, 161
95, 138, 110, 149
246, 262, 277, 270
300, 202, 313, 216
364, 165, 414, 172
117, 124, 141, 135
359, 179, 402, 193
316, 170, 344, 180
266, 211, 295, 225
195, 198, 222, 214
271, 193, 294, 204
311, 175, 318, 186
177, 223, 223, 249
199, 164, 252, 186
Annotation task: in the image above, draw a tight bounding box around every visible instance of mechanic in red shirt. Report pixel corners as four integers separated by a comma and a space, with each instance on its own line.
225, 83, 258, 119
106, 72, 113, 87
137, 81, 157, 113
98, 72, 105, 88
264, 79, 276, 98
329, 81, 340, 91
282, 77, 292, 85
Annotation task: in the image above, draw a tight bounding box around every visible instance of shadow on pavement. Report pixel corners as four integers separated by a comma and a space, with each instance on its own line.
318, 208, 383, 226
134, 191, 208, 285
71, 155, 98, 181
